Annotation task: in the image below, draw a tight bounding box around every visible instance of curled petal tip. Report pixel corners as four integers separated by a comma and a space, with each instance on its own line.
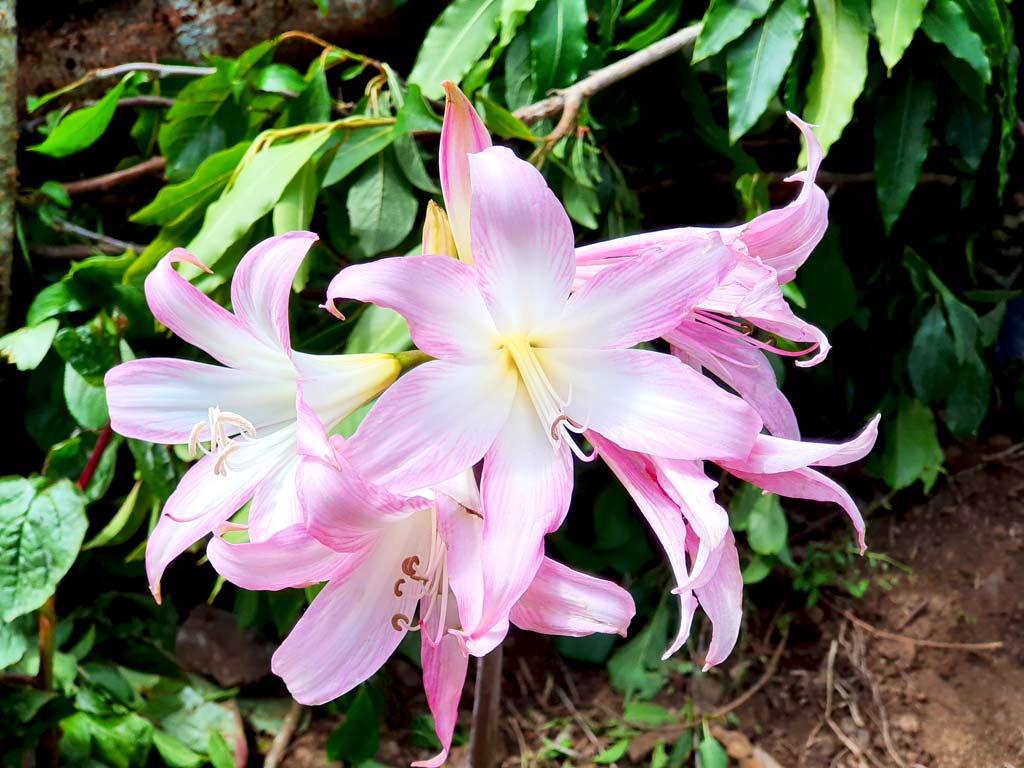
320, 300, 346, 321
166, 247, 213, 274
150, 584, 162, 605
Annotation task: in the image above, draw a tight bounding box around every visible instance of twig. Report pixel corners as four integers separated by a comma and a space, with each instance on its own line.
263, 700, 304, 768
554, 686, 601, 751
62, 156, 166, 195
841, 610, 1004, 652
30, 243, 128, 258
93, 62, 216, 80
50, 218, 147, 253
711, 625, 789, 718
514, 22, 701, 150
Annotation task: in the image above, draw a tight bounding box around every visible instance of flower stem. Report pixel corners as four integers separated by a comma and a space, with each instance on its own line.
396, 349, 433, 372
468, 644, 503, 768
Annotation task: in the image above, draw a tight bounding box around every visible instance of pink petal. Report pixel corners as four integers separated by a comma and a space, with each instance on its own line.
574, 227, 722, 268
544, 236, 737, 348
292, 350, 401, 428
510, 557, 635, 637
145, 451, 269, 602
206, 524, 352, 590
325, 255, 498, 359
468, 147, 575, 333
272, 520, 426, 705
666, 320, 800, 440
592, 436, 696, 659
464, 386, 574, 654
734, 113, 827, 283
541, 347, 762, 461
724, 415, 880, 475
145, 250, 286, 371
246, 455, 304, 542
691, 529, 743, 669
727, 465, 867, 552
230, 231, 318, 352
439, 81, 492, 264
414, 600, 469, 768
436, 489, 485, 635
730, 272, 830, 368
105, 359, 296, 444
347, 358, 516, 492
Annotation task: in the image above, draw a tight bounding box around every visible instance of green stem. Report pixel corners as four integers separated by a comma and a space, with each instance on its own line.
396, 349, 433, 372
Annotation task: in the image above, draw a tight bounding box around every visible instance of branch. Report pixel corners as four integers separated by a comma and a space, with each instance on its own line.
841, 610, 1003, 652
30, 243, 130, 259
61, 156, 166, 195
263, 701, 305, 768
0, 0, 14, 335
515, 22, 702, 147
93, 62, 216, 80
50, 218, 147, 253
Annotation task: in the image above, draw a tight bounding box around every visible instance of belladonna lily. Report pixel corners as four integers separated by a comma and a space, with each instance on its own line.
206, 407, 635, 767
574, 113, 831, 439
103, 232, 400, 600
325, 132, 764, 656
592, 415, 879, 668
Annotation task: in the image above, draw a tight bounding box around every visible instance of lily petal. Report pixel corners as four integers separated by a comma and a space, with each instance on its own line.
542, 347, 762, 461
439, 81, 492, 264
414, 600, 469, 768
292, 351, 400, 428
207, 524, 352, 590
230, 231, 318, 352
691, 529, 743, 669
510, 558, 636, 637
326, 255, 498, 359
547, 237, 737, 348
105, 359, 295, 444
726, 415, 879, 474
348, 358, 516, 492
468, 146, 575, 333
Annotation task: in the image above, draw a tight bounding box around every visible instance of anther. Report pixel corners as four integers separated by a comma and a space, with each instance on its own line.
393, 579, 406, 597
391, 613, 411, 631
401, 556, 421, 577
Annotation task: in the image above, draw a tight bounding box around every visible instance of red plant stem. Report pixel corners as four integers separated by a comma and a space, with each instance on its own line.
468, 644, 503, 768
78, 423, 114, 490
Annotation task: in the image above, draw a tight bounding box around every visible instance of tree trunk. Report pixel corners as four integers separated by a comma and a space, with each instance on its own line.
0, 0, 15, 333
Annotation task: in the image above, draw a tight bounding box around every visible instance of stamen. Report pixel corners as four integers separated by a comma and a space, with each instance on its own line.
391, 613, 412, 631
693, 311, 819, 359
186, 406, 258, 474
393, 579, 406, 597
212, 443, 241, 476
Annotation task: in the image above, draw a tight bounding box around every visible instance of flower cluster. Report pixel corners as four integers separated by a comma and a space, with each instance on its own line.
105, 82, 877, 766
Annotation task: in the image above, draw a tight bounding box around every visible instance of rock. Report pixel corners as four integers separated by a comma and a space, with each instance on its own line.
175, 603, 275, 687
710, 726, 753, 759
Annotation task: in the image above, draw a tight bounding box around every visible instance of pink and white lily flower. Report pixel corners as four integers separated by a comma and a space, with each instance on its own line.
325, 86, 763, 655
594, 414, 879, 668
575, 114, 830, 439
104, 232, 400, 600
207, 408, 635, 767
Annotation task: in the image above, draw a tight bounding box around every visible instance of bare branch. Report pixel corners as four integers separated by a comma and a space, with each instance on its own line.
62, 156, 166, 195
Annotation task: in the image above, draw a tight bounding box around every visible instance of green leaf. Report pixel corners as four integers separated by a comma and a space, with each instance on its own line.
996, 19, 1018, 199
128, 440, 180, 502
615, 0, 681, 52
958, 0, 1005, 59
64, 364, 109, 430
182, 129, 333, 274
28, 76, 129, 158
255, 63, 306, 94
945, 350, 991, 437
871, 0, 928, 71
0, 319, 59, 371
408, 0, 503, 99
0, 617, 29, 669
746, 493, 788, 555
0, 477, 87, 622
84, 480, 148, 550
322, 126, 397, 188
921, 0, 992, 84
693, 0, 772, 62
698, 734, 729, 768
726, 0, 809, 141
562, 172, 601, 229
874, 69, 936, 232
132, 142, 249, 227
880, 398, 944, 491
346, 153, 419, 258
608, 599, 671, 699
504, 30, 536, 110
207, 731, 235, 768
802, 0, 870, 159
500, 0, 541, 45
945, 96, 992, 171
345, 305, 412, 354
623, 701, 676, 727
908, 304, 958, 402
272, 161, 320, 235
327, 687, 380, 762
53, 321, 120, 385
594, 739, 630, 764
151, 730, 204, 768
477, 94, 536, 140
742, 555, 773, 584
45, 432, 120, 504
530, 0, 588, 93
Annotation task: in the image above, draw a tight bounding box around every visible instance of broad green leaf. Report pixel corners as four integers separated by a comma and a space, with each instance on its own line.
326, 687, 380, 762
131, 143, 249, 227
799, 230, 857, 332
945, 96, 992, 171
615, 0, 681, 52
45, 432, 120, 504
128, 439, 179, 502
408, 0, 503, 99
272, 161, 319, 235
880, 399, 944, 491
84, 480, 147, 550
64, 364, 109, 430
908, 304, 958, 402
608, 599, 671, 699
182, 129, 333, 274
562, 172, 601, 229
207, 731, 235, 768
0, 618, 29, 669
921, 0, 992, 84
0, 319, 59, 371
958, 0, 1005, 59
254, 63, 306, 94
322, 126, 397, 187
594, 740, 630, 764
693, 0, 772, 62
698, 734, 729, 768
500, 0, 541, 45
623, 701, 676, 727
996, 21, 1018, 198
158, 71, 249, 182
802, 0, 870, 160
504, 29, 536, 110
28, 76, 129, 158
478, 94, 537, 140
345, 305, 412, 354
945, 350, 991, 437
871, 0, 928, 71
746, 493, 788, 555
874, 69, 936, 232
60, 712, 154, 768
530, 0, 588, 93
742, 556, 773, 584
346, 153, 419, 258
53, 321, 120, 385
0, 477, 87, 622
726, 0, 809, 141
151, 730, 203, 768
26, 281, 86, 325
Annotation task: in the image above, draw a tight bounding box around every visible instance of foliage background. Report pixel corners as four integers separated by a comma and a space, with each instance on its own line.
0, 0, 1020, 764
